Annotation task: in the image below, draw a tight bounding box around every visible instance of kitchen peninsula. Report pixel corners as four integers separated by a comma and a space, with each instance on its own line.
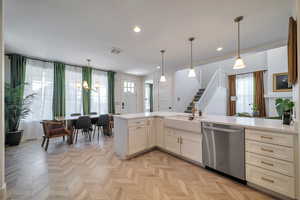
114, 112, 298, 199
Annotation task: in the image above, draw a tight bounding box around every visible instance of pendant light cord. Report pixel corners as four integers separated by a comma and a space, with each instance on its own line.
237, 21, 240, 58
190, 39, 193, 69
189, 37, 195, 70
160, 50, 165, 76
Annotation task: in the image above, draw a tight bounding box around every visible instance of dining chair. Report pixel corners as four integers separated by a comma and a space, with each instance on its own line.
93, 114, 110, 139
41, 120, 71, 151
70, 113, 81, 117
73, 116, 92, 143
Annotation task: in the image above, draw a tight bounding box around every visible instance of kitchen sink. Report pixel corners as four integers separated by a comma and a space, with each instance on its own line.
164, 116, 201, 133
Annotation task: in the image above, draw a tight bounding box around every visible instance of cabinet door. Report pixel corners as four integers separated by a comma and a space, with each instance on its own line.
177, 130, 202, 163
155, 118, 165, 148
128, 126, 147, 154
147, 119, 155, 148
135, 126, 148, 153
164, 128, 180, 154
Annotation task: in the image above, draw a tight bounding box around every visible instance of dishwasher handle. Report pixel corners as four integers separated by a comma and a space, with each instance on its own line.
202, 125, 242, 133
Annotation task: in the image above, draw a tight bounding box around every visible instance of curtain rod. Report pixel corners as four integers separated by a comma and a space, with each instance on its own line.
231, 69, 267, 76
6, 53, 114, 73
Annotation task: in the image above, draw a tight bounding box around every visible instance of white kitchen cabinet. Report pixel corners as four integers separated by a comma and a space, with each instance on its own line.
178, 130, 202, 163
155, 118, 165, 148
164, 128, 202, 163
128, 125, 148, 155
147, 119, 156, 148
165, 128, 180, 154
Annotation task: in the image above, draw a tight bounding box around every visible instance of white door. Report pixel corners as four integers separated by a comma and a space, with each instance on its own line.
122, 80, 137, 114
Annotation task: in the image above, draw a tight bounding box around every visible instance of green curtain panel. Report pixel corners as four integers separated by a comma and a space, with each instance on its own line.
7, 54, 27, 133
107, 71, 115, 114
149, 84, 153, 112
9, 54, 26, 101
82, 67, 92, 115
53, 62, 66, 118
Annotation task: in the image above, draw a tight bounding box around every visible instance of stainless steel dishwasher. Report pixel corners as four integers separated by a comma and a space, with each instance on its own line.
202, 122, 245, 180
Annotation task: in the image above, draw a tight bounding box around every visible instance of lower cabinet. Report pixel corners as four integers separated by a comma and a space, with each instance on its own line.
164, 127, 202, 163
165, 128, 180, 154
128, 125, 148, 155
180, 131, 202, 163
155, 118, 165, 148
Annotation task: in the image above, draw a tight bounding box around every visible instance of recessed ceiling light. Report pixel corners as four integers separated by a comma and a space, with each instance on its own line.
133, 26, 141, 33
216, 47, 223, 51
156, 66, 161, 69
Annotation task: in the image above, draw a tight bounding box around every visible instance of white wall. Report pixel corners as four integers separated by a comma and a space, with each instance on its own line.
265, 46, 293, 117
203, 87, 227, 115
144, 70, 174, 112
0, 0, 5, 195
114, 72, 144, 114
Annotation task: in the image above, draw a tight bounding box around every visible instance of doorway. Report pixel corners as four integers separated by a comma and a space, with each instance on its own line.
144, 81, 153, 112
122, 80, 137, 114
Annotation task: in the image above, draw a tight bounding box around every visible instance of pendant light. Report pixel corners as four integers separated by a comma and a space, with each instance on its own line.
188, 37, 196, 77
160, 50, 166, 82
233, 16, 246, 69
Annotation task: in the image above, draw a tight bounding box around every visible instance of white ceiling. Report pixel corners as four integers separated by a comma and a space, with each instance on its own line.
4, 0, 295, 75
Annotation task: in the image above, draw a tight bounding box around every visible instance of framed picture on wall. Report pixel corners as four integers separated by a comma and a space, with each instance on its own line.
273, 72, 292, 92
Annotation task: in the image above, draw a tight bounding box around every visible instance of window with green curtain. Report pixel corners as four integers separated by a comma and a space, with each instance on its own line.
53, 62, 66, 118
9, 54, 26, 102
7, 54, 27, 132
107, 71, 115, 114
82, 67, 92, 115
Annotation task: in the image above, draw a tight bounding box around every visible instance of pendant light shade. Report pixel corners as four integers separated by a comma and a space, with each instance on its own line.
233, 57, 246, 69
233, 16, 246, 69
188, 69, 196, 77
188, 37, 196, 77
160, 50, 166, 82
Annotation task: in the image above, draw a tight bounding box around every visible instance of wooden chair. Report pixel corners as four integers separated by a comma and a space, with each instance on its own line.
41, 120, 72, 151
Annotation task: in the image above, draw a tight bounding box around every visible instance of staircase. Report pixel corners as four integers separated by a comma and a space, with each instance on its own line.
184, 88, 205, 113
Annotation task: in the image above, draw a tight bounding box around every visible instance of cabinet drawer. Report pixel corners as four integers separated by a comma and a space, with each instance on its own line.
245, 129, 293, 147
246, 140, 293, 162
246, 164, 295, 198
246, 152, 294, 177
128, 119, 146, 127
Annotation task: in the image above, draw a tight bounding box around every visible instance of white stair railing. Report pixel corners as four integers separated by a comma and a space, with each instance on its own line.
198, 68, 226, 110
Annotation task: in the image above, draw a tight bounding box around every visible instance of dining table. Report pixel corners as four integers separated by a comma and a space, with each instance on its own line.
54, 114, 114, 144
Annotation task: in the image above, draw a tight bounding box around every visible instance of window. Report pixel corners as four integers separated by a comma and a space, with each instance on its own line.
65, 65, 83, 116
23, 59, 54, 121
90, 70, 108, 114
236, 73, 254, 113
21, 59, 54, 140
124, 81, 135, 93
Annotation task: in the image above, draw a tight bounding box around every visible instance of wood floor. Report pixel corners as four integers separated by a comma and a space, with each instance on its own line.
4, 136, 276, 200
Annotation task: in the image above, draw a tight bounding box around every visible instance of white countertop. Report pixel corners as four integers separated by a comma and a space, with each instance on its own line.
114, 112, 298, 135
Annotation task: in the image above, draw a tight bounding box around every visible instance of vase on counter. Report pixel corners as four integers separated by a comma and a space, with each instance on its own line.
282, 111, 292, 125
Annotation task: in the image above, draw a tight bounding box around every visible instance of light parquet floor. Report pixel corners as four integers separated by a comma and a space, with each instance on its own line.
4, 136, 276, 200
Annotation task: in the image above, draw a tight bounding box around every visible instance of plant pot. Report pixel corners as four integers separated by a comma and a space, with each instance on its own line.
282, 112, 292, 125
252, 111, 260, 117
7, 130, 23, 146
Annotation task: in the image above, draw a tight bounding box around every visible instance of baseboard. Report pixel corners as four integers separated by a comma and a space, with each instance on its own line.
0, 183, 6, 200
247, 182, 294, 200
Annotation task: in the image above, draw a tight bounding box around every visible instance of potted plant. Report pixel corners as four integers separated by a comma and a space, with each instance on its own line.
5, 83, 36, 145
249, 103, 259, 117
275, 98, 295, 125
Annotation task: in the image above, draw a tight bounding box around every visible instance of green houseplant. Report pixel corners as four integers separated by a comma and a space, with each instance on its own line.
275, 98, 295, 125
5, 83, 36, 145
